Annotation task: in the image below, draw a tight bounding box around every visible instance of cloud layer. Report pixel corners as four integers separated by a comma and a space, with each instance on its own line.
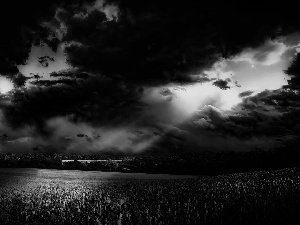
1, 0, 300, 154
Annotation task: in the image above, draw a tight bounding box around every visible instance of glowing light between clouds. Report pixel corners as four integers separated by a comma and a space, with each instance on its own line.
171, 82, 241, 119
0, 77, 14, 93
168, 35, 300, 121
17, 43, 70, 87
156, 35, 297, 126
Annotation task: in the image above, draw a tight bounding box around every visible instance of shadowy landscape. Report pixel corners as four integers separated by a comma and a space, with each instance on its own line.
1, 145, 300, 175
0, 167, 299, 225
2, 0, 300, 224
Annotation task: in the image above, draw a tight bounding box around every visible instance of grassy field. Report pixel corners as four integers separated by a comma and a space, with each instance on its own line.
0, 167, 299, 224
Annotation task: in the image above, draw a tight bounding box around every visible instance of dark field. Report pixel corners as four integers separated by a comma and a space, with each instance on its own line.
0, 168, 300, 225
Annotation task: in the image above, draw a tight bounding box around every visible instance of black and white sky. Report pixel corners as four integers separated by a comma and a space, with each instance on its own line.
1, 0, 300, 154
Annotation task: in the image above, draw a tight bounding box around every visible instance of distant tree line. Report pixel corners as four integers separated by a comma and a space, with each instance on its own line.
0, 146, 299, 175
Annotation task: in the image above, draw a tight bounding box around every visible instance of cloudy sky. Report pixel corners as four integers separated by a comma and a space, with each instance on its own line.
1, 0, 300, 154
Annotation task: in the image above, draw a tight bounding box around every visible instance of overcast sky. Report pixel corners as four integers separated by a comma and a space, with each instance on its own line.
1, 0, 300, 154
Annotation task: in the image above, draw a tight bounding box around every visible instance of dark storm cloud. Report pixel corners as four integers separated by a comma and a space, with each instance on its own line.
212, 79, 231, 90
1, 0, 300, 82
9, 73, 31, 88
257, 90, 300, 109
190, 105, 284, 139
38, 56, 55, 67
30, 78, 77, 86
284, 53, 300, 90
37, 0, 300, 85
1, 0, 300, 84
0, 0, 66, 75
41, 38, 61, 53
0, 72, 144, 134
238, 91, 254, 98
50, 69, 90, 79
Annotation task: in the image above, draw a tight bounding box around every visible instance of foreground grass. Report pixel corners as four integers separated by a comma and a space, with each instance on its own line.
0, 167, 299, 225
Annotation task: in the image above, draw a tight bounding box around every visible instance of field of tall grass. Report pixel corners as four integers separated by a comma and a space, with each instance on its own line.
0, 167, 299, 224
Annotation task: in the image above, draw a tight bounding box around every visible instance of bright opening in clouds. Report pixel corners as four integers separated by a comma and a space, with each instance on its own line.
153, 34, 300, 123
17, 43, 70, 86
223, 36, 299, 92
0, 77, 14, 93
